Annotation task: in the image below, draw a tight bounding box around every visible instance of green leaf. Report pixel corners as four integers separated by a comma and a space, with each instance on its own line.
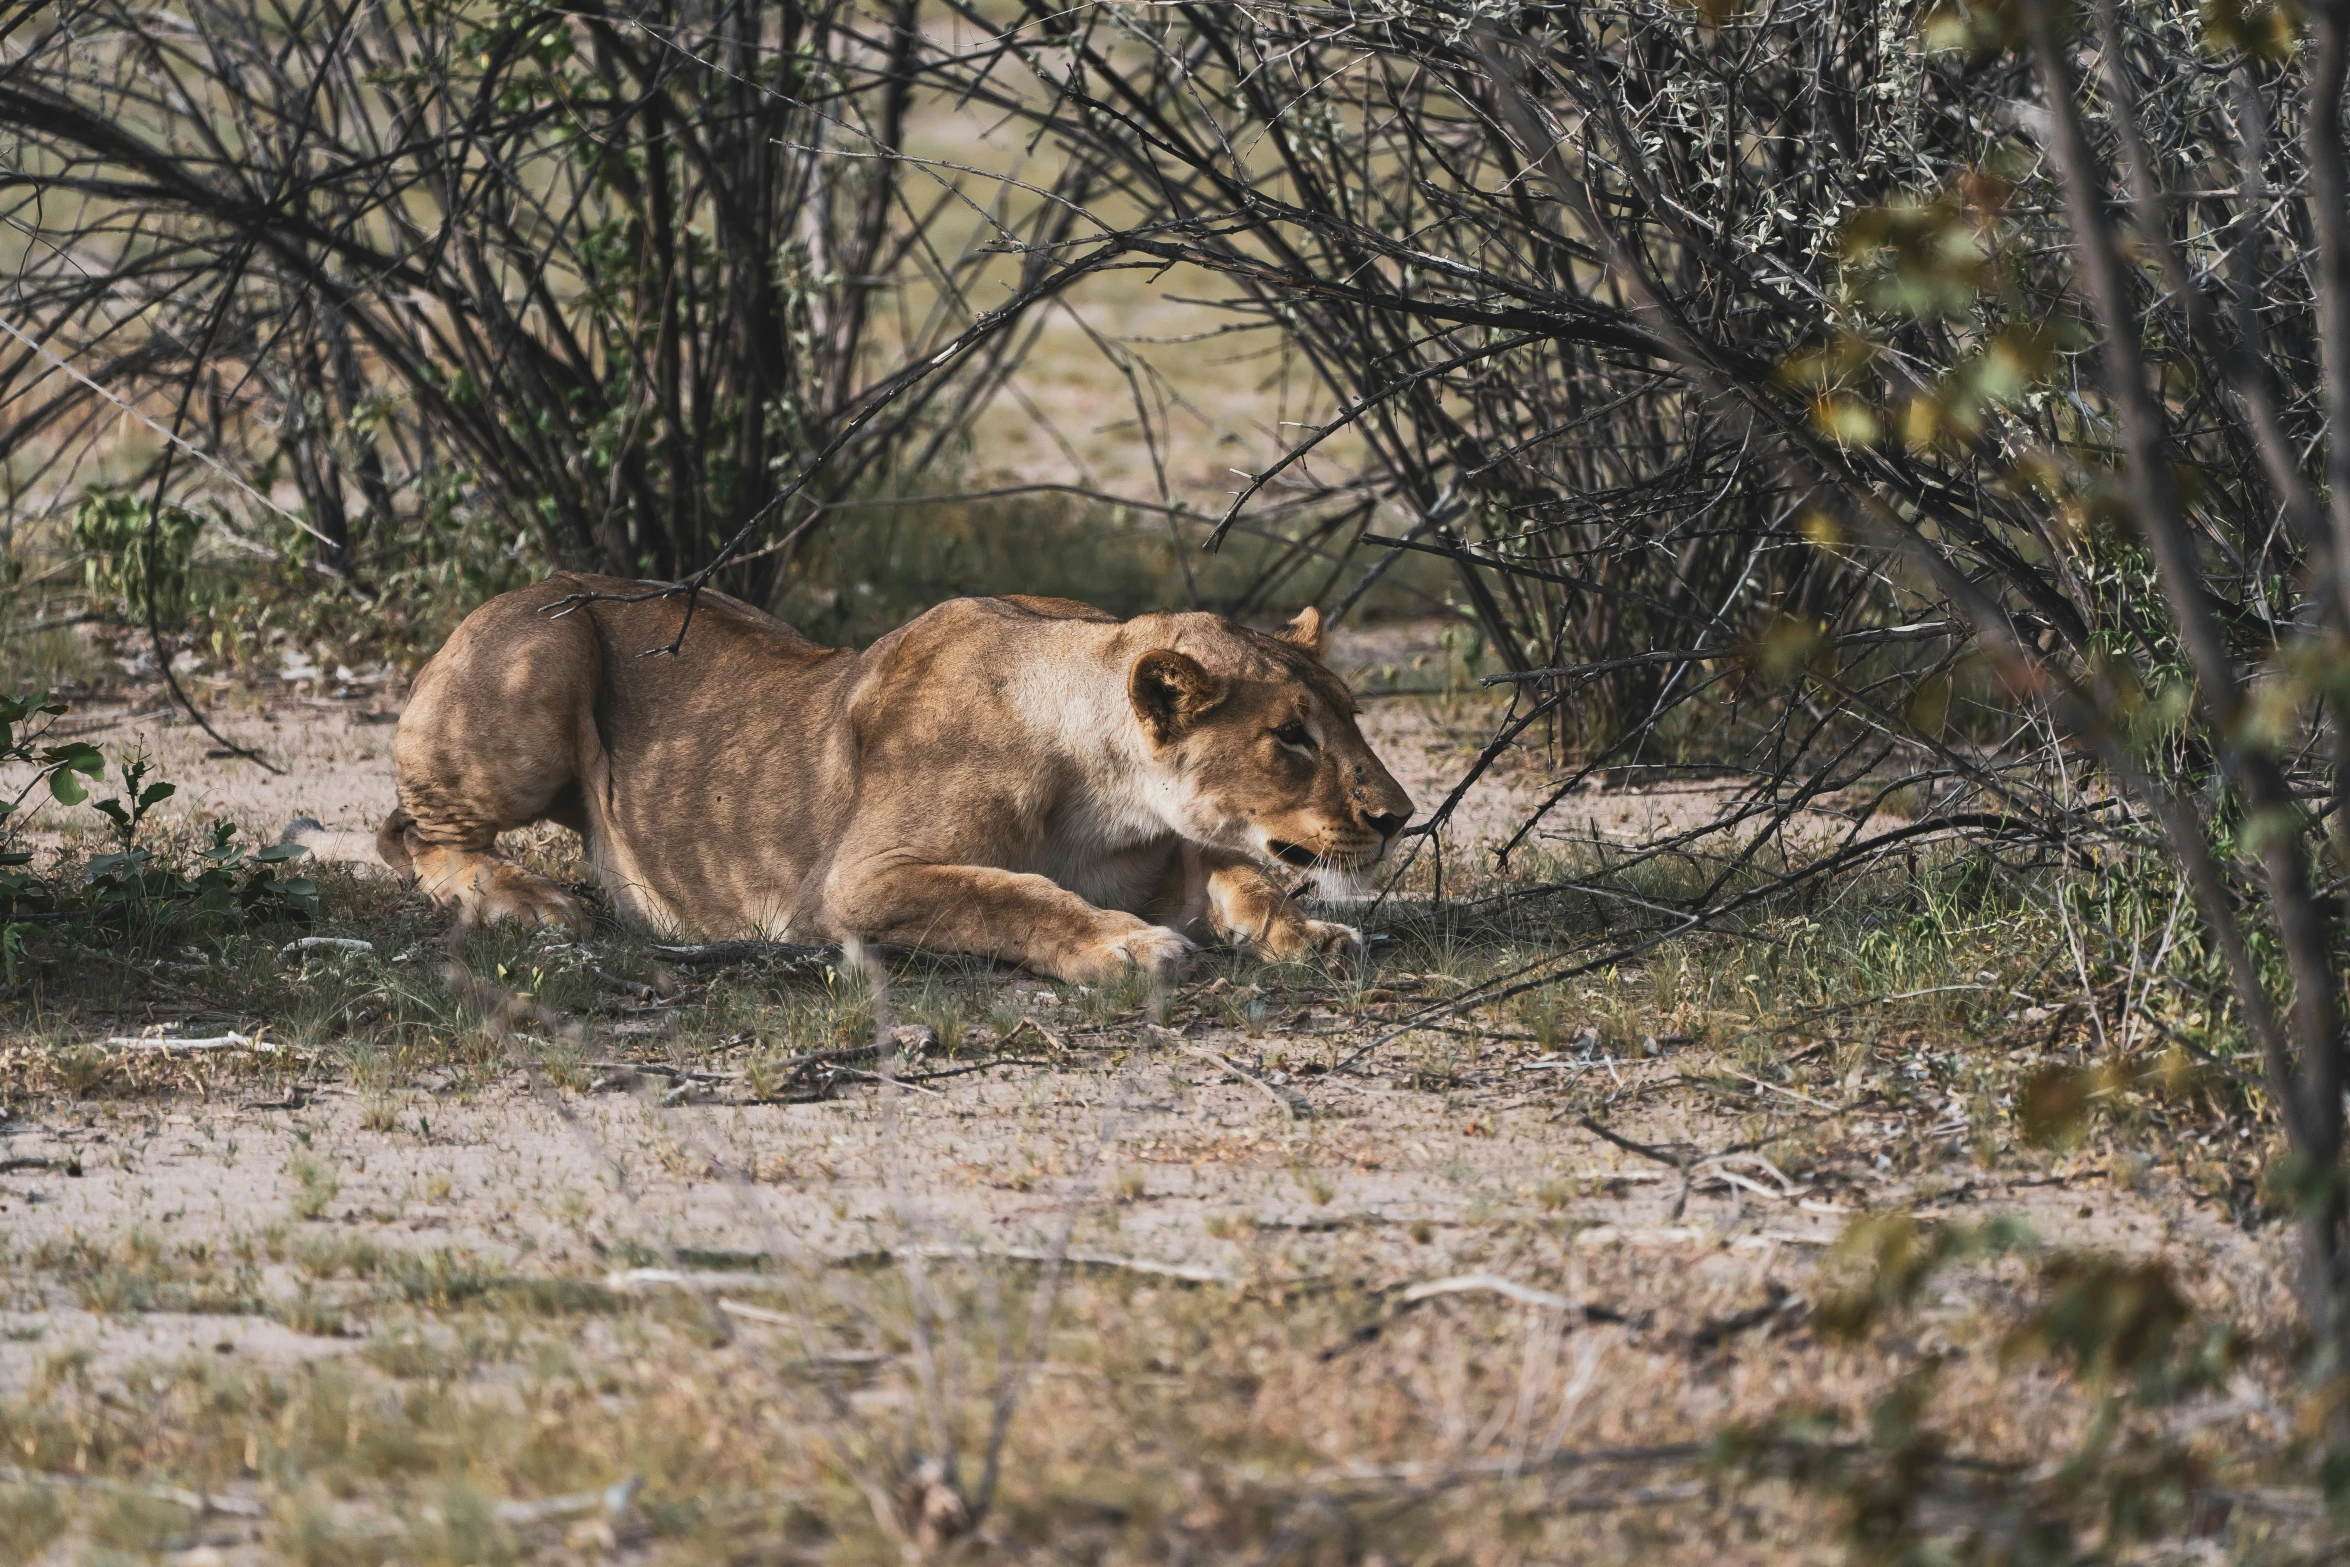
48, 767, 88, 806
62, 743, 103, 777
137, 781, 175, 809
254, 842, 309, 863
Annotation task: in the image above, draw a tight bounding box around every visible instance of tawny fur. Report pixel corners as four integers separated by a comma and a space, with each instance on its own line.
366, 574, 1414, 986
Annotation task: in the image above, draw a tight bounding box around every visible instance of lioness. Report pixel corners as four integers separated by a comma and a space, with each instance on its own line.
348, 575, 1413, 985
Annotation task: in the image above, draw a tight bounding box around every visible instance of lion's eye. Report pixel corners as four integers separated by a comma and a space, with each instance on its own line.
1273, 720, 1315, 750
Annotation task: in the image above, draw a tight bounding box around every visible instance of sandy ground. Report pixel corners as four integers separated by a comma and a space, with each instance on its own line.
0, 624, 2298, 1400
0, 1036, 2286, 1395
0, 621, 2308, 1566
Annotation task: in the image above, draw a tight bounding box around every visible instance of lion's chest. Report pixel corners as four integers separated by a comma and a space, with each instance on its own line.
1033, 789, 1179, 916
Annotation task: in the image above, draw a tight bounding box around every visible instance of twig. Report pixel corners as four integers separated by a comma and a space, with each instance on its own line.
1280, 1446, 1704, 1489
998, 1015, 1069, 1052
1575, 1117, 1696, 1170
94, 1032, 261, 1052
895, 1056, 1054, 1084
1184, 1044, 1310, 1118
1398, 1273, 1597, 1312
277, 936, 374, 962
608, 1244, 1247, 1291
492, 1478, 642, 1529
0, 1464, 265, 1518
593, 967, 657, 1001
646, 940, 838, 968
584, 1059, 741, 1084
827, 1063, 946, 1096
1721, 1068, 1836, 1111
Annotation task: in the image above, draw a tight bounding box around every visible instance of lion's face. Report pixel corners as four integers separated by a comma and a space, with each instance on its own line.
1129, 609, 1414, 900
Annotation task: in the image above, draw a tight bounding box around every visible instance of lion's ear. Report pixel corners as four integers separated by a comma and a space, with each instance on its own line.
1279, 606, 1325, 660
1130, 649, 1228, 742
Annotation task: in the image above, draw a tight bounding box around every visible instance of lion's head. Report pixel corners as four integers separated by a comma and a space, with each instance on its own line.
1127, 607, 1414, 900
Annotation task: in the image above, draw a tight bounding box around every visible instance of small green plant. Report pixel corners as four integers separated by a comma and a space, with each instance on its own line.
0, 689, 316, 981
71, 490, 203, 621
85, 753, 175, 845
290, 1154, 341, 1222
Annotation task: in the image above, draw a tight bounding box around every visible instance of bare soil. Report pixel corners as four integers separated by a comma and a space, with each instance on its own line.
0, 629, 2320, 1563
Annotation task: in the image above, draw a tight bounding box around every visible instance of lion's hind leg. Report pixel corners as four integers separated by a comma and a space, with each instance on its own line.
385, 580, 605, 933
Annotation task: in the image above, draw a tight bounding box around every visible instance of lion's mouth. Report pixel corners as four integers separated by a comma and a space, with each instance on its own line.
1265, 839, 1384, 900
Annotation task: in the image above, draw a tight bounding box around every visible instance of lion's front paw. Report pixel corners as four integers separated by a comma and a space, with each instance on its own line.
1060, 921, 1194, 986
1301, 918, 1366, 960
1251, 916, 1365, 965
464, 861, 588, 931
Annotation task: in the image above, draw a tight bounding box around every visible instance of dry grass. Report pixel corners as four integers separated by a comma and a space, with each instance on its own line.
0, 696, 2327, 1563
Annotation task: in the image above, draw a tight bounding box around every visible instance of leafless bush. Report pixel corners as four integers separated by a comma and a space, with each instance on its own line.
943, 0, 2350, 1411
0, 0, 1120, 604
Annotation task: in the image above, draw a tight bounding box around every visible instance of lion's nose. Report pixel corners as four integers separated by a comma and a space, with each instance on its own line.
1365, 810, 1408, 840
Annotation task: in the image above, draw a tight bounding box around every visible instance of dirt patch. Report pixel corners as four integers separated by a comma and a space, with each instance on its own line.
33, 688, 401, 842
0, 643, 2317, 1563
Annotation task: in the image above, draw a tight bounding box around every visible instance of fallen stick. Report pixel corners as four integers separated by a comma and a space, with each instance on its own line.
493, 1477, 641, 1527
1722, 1067, 1835, 1111
716, 1297, 799, 1328
998, 1015, 1069, 1052
609, 1243, 1243, 1292
277, 936, 374, 963
895, 1055, 1055, 1085
95, 1032, 260, 1052
585, 1059, 741, 1083
1323, 1274, 1638, 1360
1575, 1116, 1695, 1170
714, 1298, 894, 1366
1708, 1151, 1802, 1190
1399, 1272, 1589, 1313
647, 940, 836, 968
821, 1063, 943, 1096
1704, 1168, 1788, 1202
0, 1464, 265, 1518
593, 967, 657, 1001
1570, 1224, 1713, 1247
1184, 1045, 1309, 1118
